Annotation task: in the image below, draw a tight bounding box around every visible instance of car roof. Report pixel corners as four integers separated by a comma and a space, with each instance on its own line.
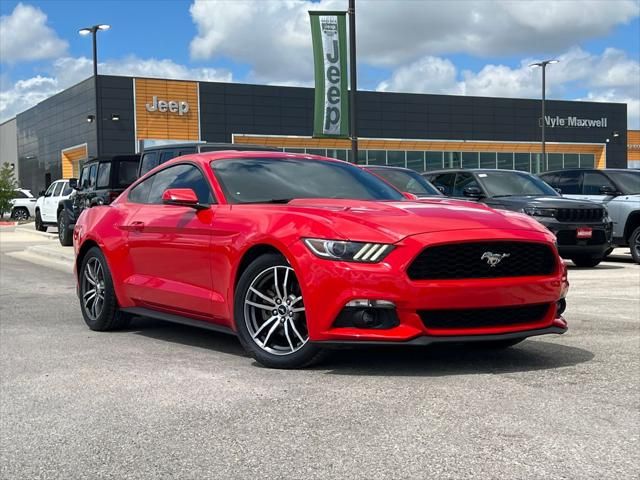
541, 168, 635, 174
159, 150, 348, 168
363, 165, 416, 173
425, 168, 533, 175
142, 142, 278, 152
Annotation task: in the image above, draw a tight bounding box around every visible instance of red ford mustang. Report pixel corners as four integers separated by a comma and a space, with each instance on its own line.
73, 151, 569, 368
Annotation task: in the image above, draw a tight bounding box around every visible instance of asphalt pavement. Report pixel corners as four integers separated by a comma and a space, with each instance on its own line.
0, 230, 638, 479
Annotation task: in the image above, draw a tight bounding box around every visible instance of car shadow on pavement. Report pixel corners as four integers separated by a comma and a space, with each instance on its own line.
320, 340, 594, 377
128, 317, 247, 357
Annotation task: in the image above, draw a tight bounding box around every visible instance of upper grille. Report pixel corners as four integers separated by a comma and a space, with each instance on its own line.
556, 208, 603, 222
419, 303, 551, 329
407, 241, 556, 280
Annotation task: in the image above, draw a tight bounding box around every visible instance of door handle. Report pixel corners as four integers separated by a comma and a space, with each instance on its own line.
130, 221, 145, 232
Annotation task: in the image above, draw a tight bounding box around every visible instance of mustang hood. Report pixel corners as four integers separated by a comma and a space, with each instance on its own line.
283, 198, 546, 243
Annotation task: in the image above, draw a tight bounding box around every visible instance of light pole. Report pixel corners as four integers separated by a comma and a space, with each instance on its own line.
79, 24, 110, 77
79, 24, 110, 158
529, 59, 559, 173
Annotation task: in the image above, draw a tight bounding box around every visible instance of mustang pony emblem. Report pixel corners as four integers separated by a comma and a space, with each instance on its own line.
481, 251, 510, 267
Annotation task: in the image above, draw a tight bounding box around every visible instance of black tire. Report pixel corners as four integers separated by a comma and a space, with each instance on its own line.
630, 226, 640, 264
571, 255, 602, 268
470, 338, 525, 349
11, 207, 29, 221
234, 253, 326, 369
35, 210, 47, 232
79, 247, 130, 331
58, 210, 73, 246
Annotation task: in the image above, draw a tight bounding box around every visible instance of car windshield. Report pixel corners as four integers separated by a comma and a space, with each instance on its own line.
608, 171, 640, 194
367, 168, 441, 196
477, 171, 559, 197
211, 157, 405, 204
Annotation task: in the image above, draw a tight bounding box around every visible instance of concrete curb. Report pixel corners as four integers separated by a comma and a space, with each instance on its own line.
15, 223, 58, 240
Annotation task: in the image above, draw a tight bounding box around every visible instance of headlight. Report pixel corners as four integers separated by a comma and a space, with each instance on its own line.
523, 207, 556, 218
304, 238, 394, 263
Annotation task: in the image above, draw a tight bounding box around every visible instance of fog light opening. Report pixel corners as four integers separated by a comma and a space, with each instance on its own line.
557, 298, 567, 316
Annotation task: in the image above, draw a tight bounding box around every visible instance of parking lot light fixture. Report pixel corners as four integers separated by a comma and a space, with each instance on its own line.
529, 59, 559, 173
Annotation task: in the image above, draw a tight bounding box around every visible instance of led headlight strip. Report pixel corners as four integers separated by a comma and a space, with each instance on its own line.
304, 238, 394, 263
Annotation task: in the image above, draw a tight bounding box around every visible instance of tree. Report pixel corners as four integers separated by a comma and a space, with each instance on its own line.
0, 163, 17, 219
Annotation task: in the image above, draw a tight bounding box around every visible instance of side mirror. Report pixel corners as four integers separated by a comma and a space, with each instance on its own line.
69, 178, 78, 190
463, 186, 483, 198
402, 191, 419, 200
38, 190, 46, 197
162, 188, 208, 209
554, 187, 562, 194
599, 185, 618, 196
436, 185, 447, 194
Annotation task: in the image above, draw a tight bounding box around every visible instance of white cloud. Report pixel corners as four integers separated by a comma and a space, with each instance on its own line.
0, 3, 68, 63
188, 0, 639, 83
376, 47, 640, 127
0, 57, 232, 121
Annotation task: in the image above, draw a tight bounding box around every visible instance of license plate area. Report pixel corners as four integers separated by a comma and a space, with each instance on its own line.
576, 227, 593, 239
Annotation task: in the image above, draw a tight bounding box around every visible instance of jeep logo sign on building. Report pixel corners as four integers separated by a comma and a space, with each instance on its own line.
133, 78, 200, 143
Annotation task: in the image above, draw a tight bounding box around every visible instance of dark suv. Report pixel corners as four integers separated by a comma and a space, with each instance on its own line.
424, 169, 613, 267
363, 166, 442, 198
138, 142, 278, 178
57, 155, 140, 245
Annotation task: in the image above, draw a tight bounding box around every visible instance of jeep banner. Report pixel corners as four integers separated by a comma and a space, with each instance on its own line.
309, 11, 349, 138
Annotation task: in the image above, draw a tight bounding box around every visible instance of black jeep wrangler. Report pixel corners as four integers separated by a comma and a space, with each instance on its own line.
57, 155, 140, 246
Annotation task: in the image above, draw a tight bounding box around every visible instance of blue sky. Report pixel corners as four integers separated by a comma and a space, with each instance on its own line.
1, 0, 639, 126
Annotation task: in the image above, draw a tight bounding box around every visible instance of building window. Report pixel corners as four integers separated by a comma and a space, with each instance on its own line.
579, 153, 595, 168
284, 148, 305, 153
425, 152, 443, 171
547, 153, 563, 171
445, 152, 461, 169
407, 151, 425, 172
357, 150, 367, 164
480, 152, 497, 169
564, 153, 579, 168
462, 152, 479, 169
387, 150, 406, 167
514, 153, 530, 172
497, 152, 514, 170
367, 150, 387, 165
306, 148, 326, 156
531, 153, 543, 174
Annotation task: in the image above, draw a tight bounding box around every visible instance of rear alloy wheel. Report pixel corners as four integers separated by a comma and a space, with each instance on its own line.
235, 254, 325, 368
79, 247, 130, 331
12, 207, 29, 221
571, 255, 602, 268
630, 226, 640, 264
35, 210, 46, 232
58, 211, 73, 246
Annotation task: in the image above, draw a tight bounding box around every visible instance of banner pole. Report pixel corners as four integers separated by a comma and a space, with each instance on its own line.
348, 0, 358, 163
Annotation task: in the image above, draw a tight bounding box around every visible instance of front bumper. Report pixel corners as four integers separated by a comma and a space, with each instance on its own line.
540, 219, 613, 258
290, 228, 568, 343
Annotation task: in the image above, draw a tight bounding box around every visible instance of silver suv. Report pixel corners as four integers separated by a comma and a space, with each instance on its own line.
540, 169, 640, 263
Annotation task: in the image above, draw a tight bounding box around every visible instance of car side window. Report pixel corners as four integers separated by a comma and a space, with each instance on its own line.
43, 184, 56, 197
555, 171, 581, 195
52, 182, 63, 196
97, 163, 111, 188
116, 159, 139, 187
159, 151, 177, 166
61, 182, 72, 196
429, 173, 456, 195
147, 164, 214, 205
139, 152, 159, 177
128, 176, 153, 204
79, 166, 90, 190
12, 190, 28, 199
582, 172, 616, 195
453, 173, 480, 196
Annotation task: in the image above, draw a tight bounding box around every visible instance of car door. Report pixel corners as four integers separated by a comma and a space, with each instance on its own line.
123, 162, 216, 318
41, 182, 61, 222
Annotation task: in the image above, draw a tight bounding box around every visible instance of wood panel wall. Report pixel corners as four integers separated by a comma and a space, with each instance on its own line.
61, 144, 88, 179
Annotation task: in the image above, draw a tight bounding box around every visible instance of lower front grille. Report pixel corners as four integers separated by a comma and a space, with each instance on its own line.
556, 230, 607, 246
419, 303, 551, 329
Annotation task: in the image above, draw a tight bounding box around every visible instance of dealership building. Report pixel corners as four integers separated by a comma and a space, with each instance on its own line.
0, 74, 633, 193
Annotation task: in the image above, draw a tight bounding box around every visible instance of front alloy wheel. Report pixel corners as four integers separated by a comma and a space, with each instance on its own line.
235, 254, 324, 368
630, 226, 640, 264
